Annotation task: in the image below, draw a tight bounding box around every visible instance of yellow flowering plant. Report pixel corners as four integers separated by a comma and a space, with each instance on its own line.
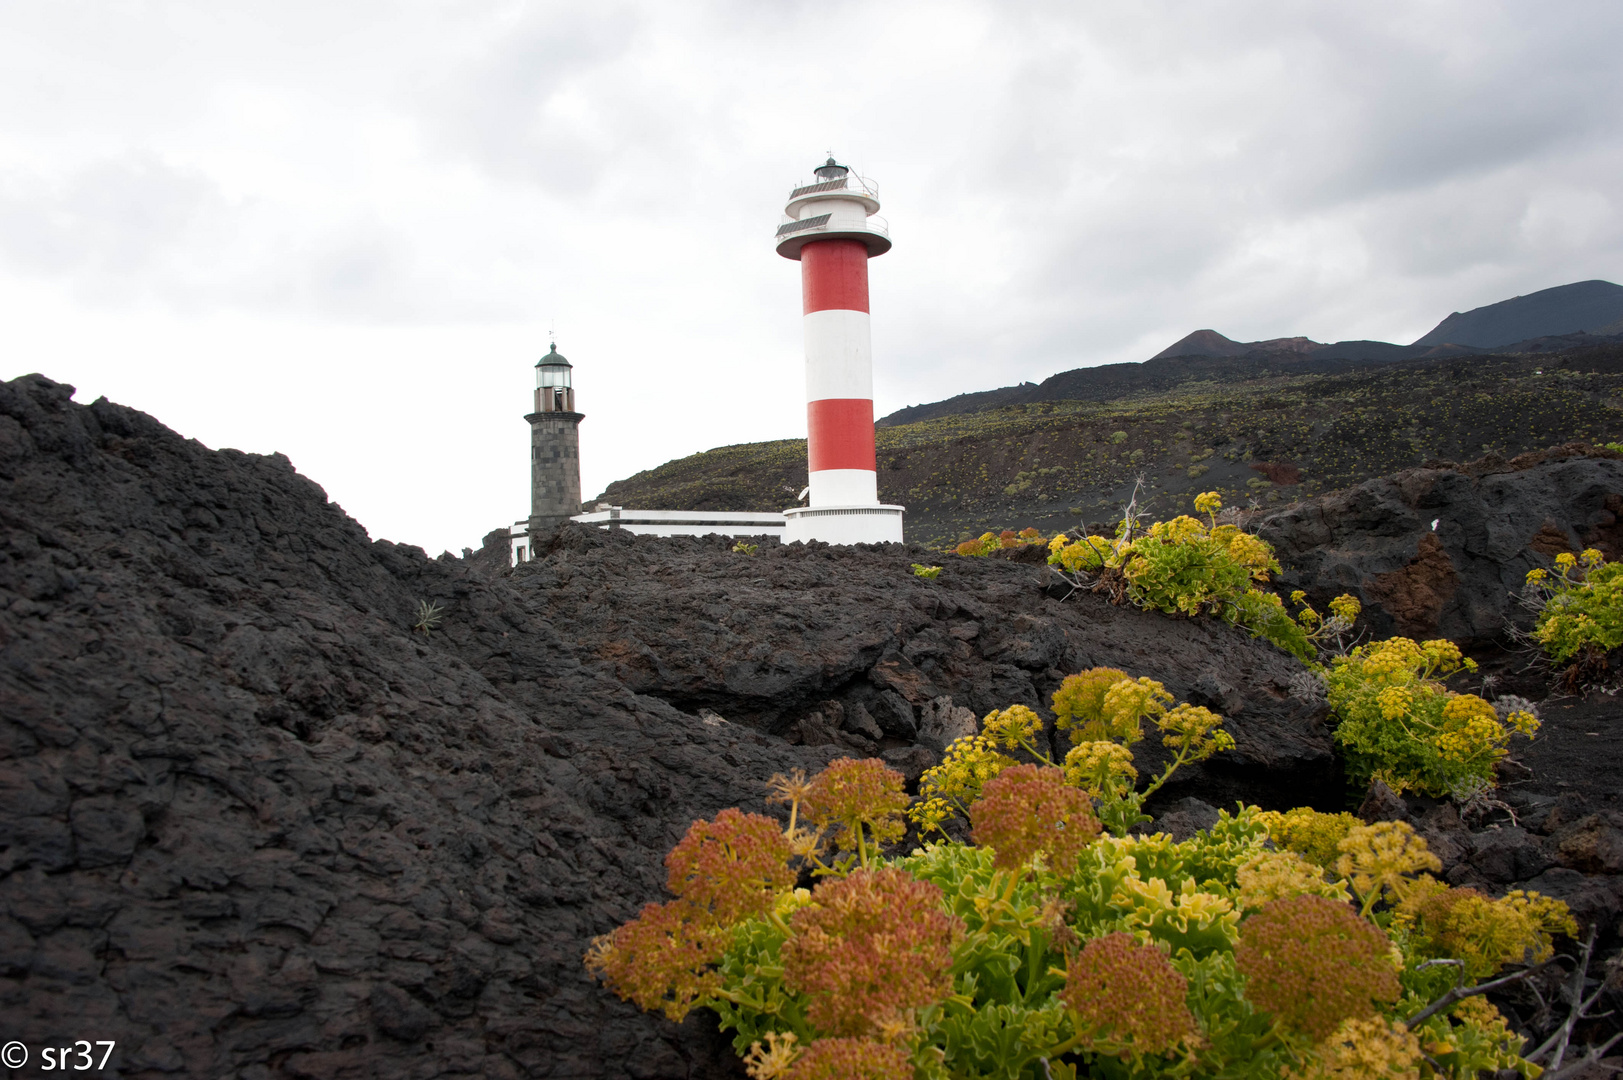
1045, 492, 1360, 664
1061, 741, 1138, 803
588, 753, 1567, 1080
1522, 547, 1623, 672
1333, 820, 1443, 916
1286, 1016, 1424, 1080
1255, 807, 1362, 869
1397, 881, 1576, 980
909, 732, 1019, 821
1326, 637, 1537, 797
915, 668, 1234, 837
1234, 850, 1352, 911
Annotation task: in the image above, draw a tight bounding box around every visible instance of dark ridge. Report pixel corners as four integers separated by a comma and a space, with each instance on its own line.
1413, 279, 1623, 348
1150, 330, 1320, 360
880, 280, 1623, 430
879, 332, 1623, 429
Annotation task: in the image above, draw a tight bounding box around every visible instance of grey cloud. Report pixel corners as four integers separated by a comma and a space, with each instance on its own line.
0, 153, 533, 323
0, 154, 220, 281
411, 4, 644, 196
1221, 7, 1623, 208
223, 220, 540, 324
4, 1, 1622, 445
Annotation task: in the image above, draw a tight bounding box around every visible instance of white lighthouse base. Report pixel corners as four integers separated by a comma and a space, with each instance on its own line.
782, 504, 905, 546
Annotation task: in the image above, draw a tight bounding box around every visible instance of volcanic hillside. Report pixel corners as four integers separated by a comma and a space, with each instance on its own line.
1414, 279, 1623, 347
5, 372, 1623, 1077
596, 344, 1623, 548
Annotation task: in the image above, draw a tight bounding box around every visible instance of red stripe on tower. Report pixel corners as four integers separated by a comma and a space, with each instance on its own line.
806, 397, 876, 471
801, 239, 870, 314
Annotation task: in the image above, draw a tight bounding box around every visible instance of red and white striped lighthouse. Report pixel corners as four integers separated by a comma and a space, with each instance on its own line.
776, 157, 905, 545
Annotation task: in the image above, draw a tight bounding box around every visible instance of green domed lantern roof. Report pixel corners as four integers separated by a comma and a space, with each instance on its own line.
535, 343, 572, 369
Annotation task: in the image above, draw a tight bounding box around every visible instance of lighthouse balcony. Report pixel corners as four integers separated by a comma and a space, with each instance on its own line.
774, 213, 890, 259
784, 173, 881, 215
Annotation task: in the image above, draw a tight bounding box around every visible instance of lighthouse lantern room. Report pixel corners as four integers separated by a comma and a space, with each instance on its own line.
775, 158, 904, 545
534, 344, 576, 413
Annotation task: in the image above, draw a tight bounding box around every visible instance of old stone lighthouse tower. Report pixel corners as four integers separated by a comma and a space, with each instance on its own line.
527, 343, 583, 535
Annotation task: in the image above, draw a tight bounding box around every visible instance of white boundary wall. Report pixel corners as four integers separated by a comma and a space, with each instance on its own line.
572, 508, 788, 538
509, 505, 905, 564
510, 510, 788, 563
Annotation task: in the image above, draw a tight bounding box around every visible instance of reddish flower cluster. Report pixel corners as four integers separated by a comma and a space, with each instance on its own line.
969, 765, 1101, 874
786, 1038, 913, 1080
584, 899, 727, 1021
1235, 895, 1399, 1040
802, 757, 910, 855
782, 867, 964, 1036
588, 809, 794, 1021
1062, 932, 1196, 1057
665, 808, 796, 924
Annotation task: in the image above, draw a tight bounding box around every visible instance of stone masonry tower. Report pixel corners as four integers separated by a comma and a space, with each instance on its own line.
527, 343, 584, 536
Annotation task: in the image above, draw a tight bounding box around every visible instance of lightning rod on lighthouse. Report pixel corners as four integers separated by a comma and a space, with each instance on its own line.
775, 157, 905, 544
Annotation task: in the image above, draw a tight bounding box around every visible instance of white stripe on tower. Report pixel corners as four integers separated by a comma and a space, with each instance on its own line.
802, 310, 874, 401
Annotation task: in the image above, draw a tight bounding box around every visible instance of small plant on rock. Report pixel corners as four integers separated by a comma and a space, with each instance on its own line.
953, 527, 1047, 557
413, 599, 444, 638
912, 667, 1233, 837
1523, 549, 1623, 675
1046, 492, 1360, 665
1326, 637, 1538, 797
911, 563, 942, 579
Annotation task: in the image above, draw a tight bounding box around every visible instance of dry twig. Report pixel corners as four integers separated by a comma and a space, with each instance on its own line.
1407, 958, 1562, 1030
1525, 927, 1607, 1071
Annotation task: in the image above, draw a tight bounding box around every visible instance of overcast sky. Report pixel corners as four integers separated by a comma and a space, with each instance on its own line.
2, 1, 1619, 554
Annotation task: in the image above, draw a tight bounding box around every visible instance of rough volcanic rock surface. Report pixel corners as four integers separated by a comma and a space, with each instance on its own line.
6, 373, 1620, 1078
511, 528, 1337, 812
4, 375, 850, 1079
1257, 446, 1623, 645
0, 375, 1334, 1079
